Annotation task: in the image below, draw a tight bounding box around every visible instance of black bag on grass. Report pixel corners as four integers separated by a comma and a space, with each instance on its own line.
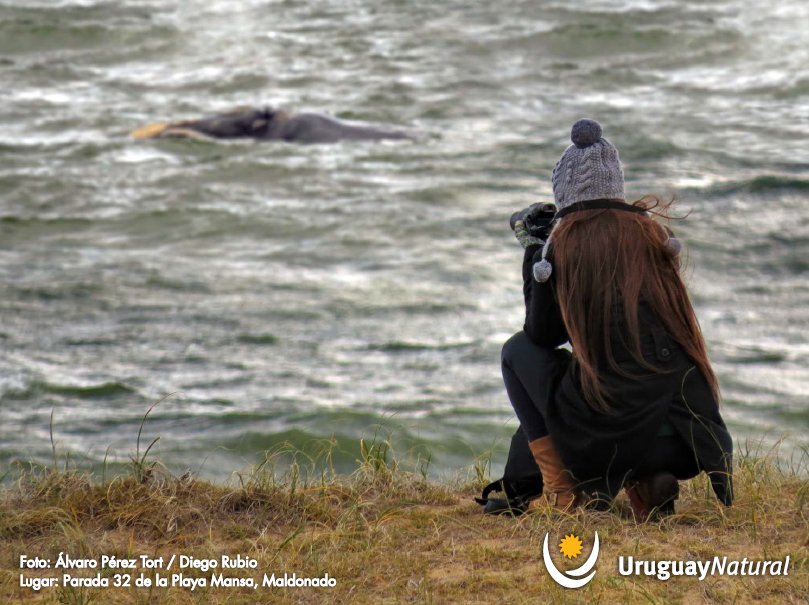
475, 426, 543, 515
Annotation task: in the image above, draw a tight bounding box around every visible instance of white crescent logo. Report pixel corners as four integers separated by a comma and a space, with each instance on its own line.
543, 532, 599, 589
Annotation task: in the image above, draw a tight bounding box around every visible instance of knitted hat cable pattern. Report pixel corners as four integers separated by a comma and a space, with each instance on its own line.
533, 119, 680, 283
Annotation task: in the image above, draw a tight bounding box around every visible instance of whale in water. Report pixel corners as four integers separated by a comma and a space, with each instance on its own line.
131, 106, 411, 144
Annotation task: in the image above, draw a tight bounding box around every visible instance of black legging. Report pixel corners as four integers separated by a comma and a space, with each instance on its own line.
501, 331, 700, 480
501, 331, 570, 441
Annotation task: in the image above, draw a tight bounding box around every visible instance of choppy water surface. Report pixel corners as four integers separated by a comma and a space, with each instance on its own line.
1, 0, 808, 480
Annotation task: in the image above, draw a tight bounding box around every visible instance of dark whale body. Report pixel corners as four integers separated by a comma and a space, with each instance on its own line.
132, 106, 410, 144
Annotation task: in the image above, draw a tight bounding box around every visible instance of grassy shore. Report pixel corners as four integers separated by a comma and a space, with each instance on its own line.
1, 435, 808, 604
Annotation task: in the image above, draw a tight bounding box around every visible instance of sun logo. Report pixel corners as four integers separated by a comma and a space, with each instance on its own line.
559, 534, 583, 559
543, 531, 600, 589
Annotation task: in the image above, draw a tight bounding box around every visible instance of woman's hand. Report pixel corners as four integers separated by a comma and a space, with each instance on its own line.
514, 220, 546, 249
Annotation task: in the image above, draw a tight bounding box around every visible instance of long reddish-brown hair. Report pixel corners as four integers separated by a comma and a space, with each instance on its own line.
551, 196, 719, 412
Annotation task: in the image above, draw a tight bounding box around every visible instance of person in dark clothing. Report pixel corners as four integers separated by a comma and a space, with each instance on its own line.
502, 119, 733, 518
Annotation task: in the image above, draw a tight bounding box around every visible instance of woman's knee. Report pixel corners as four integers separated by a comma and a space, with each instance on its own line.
501, 330, 562, 368
501, 331, 530, 367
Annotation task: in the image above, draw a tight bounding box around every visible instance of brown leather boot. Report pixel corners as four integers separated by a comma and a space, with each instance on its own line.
625, 472, 679, 522
527, 436, 581, 511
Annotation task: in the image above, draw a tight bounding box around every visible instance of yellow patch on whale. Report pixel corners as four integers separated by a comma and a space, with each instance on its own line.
130, 122, 212, 140
130, 122, 171, 139
156, 127, 212, 140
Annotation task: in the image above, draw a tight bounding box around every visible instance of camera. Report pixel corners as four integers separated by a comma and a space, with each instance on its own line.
509, 202, 557, 239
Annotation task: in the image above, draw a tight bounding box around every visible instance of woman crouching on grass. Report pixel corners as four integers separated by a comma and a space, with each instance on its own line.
502, 119, 733, 519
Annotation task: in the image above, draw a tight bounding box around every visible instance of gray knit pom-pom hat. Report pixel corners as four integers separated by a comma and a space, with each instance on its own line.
552, 118, 625, 208
533, 118, 626, 282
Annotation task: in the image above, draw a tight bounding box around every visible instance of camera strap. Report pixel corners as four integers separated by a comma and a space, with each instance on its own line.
554, 199, 648, 220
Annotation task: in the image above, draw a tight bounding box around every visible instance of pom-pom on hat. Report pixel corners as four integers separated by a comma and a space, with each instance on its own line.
570, 118, 602, 149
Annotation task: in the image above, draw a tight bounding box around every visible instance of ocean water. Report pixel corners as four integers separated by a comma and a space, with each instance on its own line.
1, 0, 808, 481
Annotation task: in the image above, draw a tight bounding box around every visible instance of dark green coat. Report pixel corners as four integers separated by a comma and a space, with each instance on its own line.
522, 244, 733, 505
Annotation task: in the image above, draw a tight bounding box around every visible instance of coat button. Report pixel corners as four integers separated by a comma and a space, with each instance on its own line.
661, 348, 670, 358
